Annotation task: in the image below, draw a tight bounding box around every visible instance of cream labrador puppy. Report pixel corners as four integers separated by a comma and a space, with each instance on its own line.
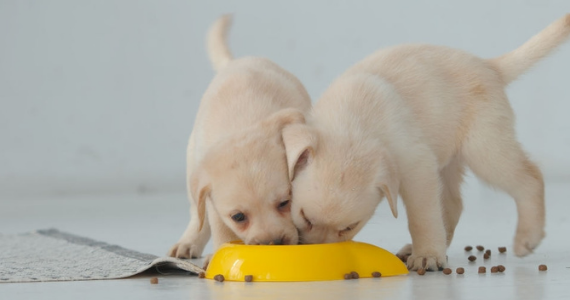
168, 15, 311, 262
283, 15, 570, 270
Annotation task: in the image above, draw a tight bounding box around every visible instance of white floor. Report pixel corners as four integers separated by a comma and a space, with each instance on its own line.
2, 177, 570, 300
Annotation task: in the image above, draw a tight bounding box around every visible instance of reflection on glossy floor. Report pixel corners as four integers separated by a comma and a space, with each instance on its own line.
2, 177, 569, 300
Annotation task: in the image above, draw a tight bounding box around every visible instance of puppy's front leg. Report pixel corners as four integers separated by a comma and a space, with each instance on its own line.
401, 162, 447, 271
168, 194, 211, 259
168, 142, 212, 259
202, 205, 239, 269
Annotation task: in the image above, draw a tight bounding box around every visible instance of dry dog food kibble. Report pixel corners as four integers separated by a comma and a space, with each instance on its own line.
498, 247, 507, 253
478, 266, 486, 273
485, 249, 491, 255
244, 275, 253, 282
456, 267, 465, 274
150, 277, 158, 284
417, 268, 426, 275
350, 271, 359, 279
443, 268, 452, 275
464, 246, 473, 251
491, 266, 499, 273
214, 274, 225, 282
372, 272, 382, 278
539, 264, 548, 271
468, 255, 477, 262
344, 273, 352, 280
484, 253, 490, 260
476, 245, 485, 251
198, 272, 205, 279
498, 265, 506, 272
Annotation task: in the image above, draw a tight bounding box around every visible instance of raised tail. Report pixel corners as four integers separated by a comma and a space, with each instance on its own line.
488, 14, 570, 85
207, 15, 233, 71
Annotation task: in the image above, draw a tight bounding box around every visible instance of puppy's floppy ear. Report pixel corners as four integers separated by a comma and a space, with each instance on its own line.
376, 152, 400, 218
282, 123, 317, 181
262, 108, 306, 131
189, 165, 211, 232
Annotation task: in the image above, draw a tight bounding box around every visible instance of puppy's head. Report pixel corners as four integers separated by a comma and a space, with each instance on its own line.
283, 124, 399, 244
191, 108, 306, 245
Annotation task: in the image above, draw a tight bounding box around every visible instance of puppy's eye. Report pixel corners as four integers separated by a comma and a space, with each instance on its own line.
340, 222, 359, 234
231, 212, 247, 223
278, 200, 291, 211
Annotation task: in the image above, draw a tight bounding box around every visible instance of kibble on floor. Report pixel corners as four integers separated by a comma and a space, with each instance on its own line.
464, 246, 473, 251
498, 247, 507, 253
498, 265, 506, 272
417, 268, 426, 275
244, 275, 253, 282
443, 268, 452, 275
214, 274, 225, 282
539, 264, 548, 271
150, 277, 158, 284
350, 271, 359, 279
478, 266, 486, 274
468, 255, 477, 262
491, 266, 499, 273
456, 267, 465, 274
476, 245, 485, 251
372, 272, 382, 278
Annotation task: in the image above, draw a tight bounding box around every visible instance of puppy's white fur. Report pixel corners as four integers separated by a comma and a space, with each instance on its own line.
169, 15, 311, 262
284, 15, 570, 270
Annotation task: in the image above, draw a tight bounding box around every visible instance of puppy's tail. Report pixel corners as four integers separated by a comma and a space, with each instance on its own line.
207, 14, 233, 72
488, 14, 570, 85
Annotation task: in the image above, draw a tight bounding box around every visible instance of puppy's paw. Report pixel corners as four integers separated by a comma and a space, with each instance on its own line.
168, 242, 203, 259
514, 228, 545, 257
395, 244, 412, 263
406, 252, 447, 271
201, 254, 213, 270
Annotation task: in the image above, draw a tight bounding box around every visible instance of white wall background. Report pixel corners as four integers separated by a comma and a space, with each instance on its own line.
1, 0, 569, 197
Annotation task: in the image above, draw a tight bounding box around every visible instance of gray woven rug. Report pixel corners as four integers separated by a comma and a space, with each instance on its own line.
0, 229, 204, 283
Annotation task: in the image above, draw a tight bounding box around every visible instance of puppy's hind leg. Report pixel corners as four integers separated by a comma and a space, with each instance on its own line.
440, 156, 466, 247
462, 95, 545, 257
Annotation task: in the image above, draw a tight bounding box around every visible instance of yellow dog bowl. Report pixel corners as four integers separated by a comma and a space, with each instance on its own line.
205, 241, 408, 282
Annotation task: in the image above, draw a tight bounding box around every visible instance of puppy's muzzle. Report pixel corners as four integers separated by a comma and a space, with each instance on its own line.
253, 238, 284, 245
